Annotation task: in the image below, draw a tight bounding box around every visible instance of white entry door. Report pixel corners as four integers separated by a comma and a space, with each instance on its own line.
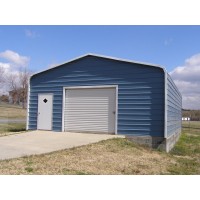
37, 94, 53, 130
64, 87, 116, 134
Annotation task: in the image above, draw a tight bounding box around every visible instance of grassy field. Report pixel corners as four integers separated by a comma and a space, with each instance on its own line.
0, 102, 27, 119
168, 121, 200, 174
0, 121, 199, 175
0, 102, 26, 135
0, 123, 26, 136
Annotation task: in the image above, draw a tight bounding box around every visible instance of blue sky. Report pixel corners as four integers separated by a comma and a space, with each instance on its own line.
0, 25, 200, 109
0, 25, 199, 72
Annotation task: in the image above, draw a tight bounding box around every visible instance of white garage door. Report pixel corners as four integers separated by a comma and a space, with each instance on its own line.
64, 87, 116, 134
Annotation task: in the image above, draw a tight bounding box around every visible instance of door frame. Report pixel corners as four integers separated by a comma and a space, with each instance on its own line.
37, 93, 53, 130
62, 85, 118, 134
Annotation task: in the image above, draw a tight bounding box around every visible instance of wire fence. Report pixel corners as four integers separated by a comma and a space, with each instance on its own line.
182, 109, 200, 135
182, 121, 200, 136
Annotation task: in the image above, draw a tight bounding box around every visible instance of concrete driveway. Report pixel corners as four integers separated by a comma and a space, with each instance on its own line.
0, 131, 124, 160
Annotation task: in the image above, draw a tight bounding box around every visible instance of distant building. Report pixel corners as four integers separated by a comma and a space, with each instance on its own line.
182, 117, 190, 121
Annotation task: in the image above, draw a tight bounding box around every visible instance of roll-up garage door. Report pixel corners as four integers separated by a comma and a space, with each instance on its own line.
64, 87, 116, 134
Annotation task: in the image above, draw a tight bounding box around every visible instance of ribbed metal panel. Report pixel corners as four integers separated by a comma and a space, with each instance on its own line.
166, 73, 182, 137
64, 88, 116, 133
29, 55, 165, 136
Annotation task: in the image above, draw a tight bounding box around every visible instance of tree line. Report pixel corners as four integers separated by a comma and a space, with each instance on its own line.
182, 109, 200, 121
0, 66, 30, 109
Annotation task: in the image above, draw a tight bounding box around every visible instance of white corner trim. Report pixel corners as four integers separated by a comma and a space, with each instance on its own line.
164, 71, 168, 138
115, 85, 118, 135
62, 87, 65, 132
26, 77, 30, 130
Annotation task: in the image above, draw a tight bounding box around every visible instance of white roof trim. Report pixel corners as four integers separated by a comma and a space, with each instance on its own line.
30, 53, 167, 78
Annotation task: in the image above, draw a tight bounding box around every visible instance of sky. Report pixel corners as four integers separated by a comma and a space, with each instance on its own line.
0, 25, 200, 109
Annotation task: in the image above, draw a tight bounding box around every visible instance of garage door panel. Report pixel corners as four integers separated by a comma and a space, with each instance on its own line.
64, 88, 116, 134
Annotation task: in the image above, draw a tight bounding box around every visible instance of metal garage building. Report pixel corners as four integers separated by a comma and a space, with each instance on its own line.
27, 54, 182, 152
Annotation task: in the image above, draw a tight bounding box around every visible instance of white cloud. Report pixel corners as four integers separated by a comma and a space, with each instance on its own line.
0, 62, 10, 73
0, 62, 12, 95
25, 29, 39, 38
0, 50, 29, 67
0, 50, 30, 95
170, 53, 200, 109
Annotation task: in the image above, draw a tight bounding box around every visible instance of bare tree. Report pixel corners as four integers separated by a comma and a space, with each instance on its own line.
0, 66, 5, 84
0, 66, 5, 103
6, 67, 31, 108
19, 68, 30, 109
7, 73, 20, 105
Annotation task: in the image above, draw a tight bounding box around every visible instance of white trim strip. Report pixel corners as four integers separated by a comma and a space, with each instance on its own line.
62, 87, 65, 132
26, 77, 30, 130
115, 85, 118, 134
63, 85, 118, 90
164, 71, 168, 138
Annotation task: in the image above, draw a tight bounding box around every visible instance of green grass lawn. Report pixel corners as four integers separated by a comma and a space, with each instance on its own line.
0, 102, 27, 119
0, 102, 26, 136
167, 121, 200, 175
182, 120, 200, 128
174, 121, 200, 154
0, 123, 26, 136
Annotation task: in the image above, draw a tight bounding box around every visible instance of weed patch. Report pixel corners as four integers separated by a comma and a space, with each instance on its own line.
168, 158, 199, 175
25, 167, 34, 173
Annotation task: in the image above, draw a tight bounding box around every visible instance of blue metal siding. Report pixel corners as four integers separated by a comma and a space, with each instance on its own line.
166, 73, 182, 137
29, 56, 165, 136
